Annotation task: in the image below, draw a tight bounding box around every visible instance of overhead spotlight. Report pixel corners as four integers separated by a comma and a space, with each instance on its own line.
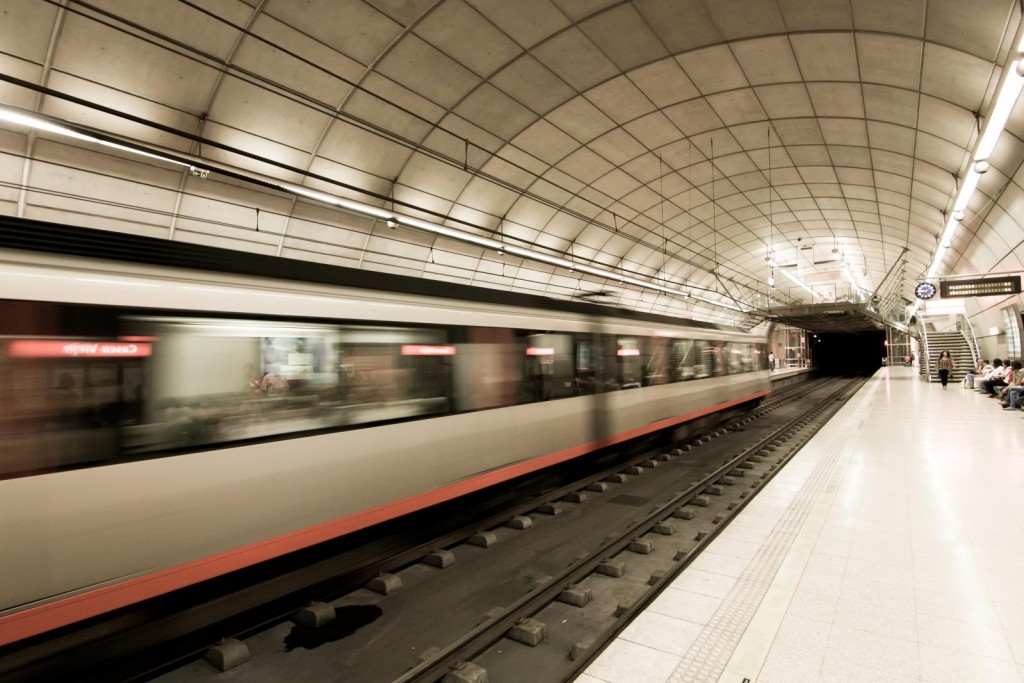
496, 246, 504, 256
767, 274, 775, 287
953, 210, 966, 221
974, 160, 990, 174
1017, 59, 1024, 77
386, 219, 397, 230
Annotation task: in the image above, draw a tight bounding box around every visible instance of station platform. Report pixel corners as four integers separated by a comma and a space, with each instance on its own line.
581, 365, 1024, 682
768, 365, 813, 388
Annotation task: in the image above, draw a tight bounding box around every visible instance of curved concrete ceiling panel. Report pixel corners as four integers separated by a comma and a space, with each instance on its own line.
1, 0, 1024, 328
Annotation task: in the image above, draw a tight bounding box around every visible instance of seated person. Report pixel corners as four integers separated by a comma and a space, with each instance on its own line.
979, 358, 1009, 396
995, 360, 1022, 399
962, 359, 990, 389
975, 358, 1001, 392
1001, 362, 1024, 409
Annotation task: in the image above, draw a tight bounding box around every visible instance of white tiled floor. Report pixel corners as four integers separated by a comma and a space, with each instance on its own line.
582, 366, 1024, 683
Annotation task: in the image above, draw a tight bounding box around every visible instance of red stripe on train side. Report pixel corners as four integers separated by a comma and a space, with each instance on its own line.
0, 387, 768, 646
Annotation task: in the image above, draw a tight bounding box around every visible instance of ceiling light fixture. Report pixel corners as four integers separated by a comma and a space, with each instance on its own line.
768, 258, 813, 296
0, 104, 749, 316
841, 261, 864, 300
0, 107, 191, 168
780, 267, 814, 296
973, 60, 1024, 162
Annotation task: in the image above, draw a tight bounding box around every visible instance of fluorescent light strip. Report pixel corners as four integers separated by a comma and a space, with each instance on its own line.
952, 168, 981, 212
287, 184, 395, 221
841, 262, 864, 300
780, 268, 814, 295
768, 259, 815, 296
395, 215, 502, 250
690, 293, 743, 312
503, 245, 572, 269
0, 105, 753, 316
975, 60, 1024, 161
0, 108, 190, 167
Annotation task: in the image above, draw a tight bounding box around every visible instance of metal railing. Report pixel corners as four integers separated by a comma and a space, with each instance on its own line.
919, 317, 931, 381
960, 314, 980, 367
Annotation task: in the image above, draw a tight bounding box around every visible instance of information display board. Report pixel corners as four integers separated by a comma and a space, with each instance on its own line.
940, 276, 1021, 298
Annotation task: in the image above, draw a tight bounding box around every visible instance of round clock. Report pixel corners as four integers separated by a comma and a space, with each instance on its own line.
915, 282, 937, 300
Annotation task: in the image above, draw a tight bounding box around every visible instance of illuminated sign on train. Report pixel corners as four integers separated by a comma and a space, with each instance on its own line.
617, 349, 640, 356
400, 345, 456, 356
525, 347, 555, 356
8, 340, 153, 357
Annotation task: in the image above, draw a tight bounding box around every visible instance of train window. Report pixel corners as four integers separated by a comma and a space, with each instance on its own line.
669, 338, 696, 382
707, 341, 729, 377
125, 317, 452, 453
615, 337, 642, 389
726, 342, 755, 374
643, 336, 669, 386
0, 333, 148, 476
575, 336, 597, 395
517, 331, 576, 402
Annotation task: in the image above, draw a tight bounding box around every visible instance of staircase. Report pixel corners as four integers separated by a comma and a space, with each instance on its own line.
924, 332, 975, 382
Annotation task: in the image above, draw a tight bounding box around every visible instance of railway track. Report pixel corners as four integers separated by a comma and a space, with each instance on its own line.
395, 377, 863, 683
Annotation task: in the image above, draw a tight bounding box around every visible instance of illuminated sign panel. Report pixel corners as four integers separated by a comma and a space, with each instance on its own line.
940, 276, 1021, 298
525, 347, 555, 356
9, 340, 153, 358
400, 345, 456, 356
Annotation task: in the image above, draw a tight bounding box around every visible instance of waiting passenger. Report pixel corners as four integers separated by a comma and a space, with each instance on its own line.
994, 361, 1022, 401
975, 358, 1002, 392
979, 358, 1009, 396
1000, 362, 1024, 409
962, 359, 990, 389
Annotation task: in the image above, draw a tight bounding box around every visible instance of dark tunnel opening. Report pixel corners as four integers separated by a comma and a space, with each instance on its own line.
810, 330, 887, 377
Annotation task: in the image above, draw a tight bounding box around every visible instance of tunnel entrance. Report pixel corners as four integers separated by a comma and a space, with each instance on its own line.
810, 331, 887, 377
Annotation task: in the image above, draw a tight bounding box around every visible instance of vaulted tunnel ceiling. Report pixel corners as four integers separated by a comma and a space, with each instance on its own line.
2, 0, 1024, 328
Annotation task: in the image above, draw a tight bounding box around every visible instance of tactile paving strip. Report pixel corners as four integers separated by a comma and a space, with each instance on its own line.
667, 380, 879, 683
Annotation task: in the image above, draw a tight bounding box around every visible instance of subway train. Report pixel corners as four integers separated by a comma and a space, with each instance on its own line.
0, 218, 769, 645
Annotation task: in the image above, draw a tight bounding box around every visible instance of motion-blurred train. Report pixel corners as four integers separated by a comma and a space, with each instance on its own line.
0, 218, 769, 644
